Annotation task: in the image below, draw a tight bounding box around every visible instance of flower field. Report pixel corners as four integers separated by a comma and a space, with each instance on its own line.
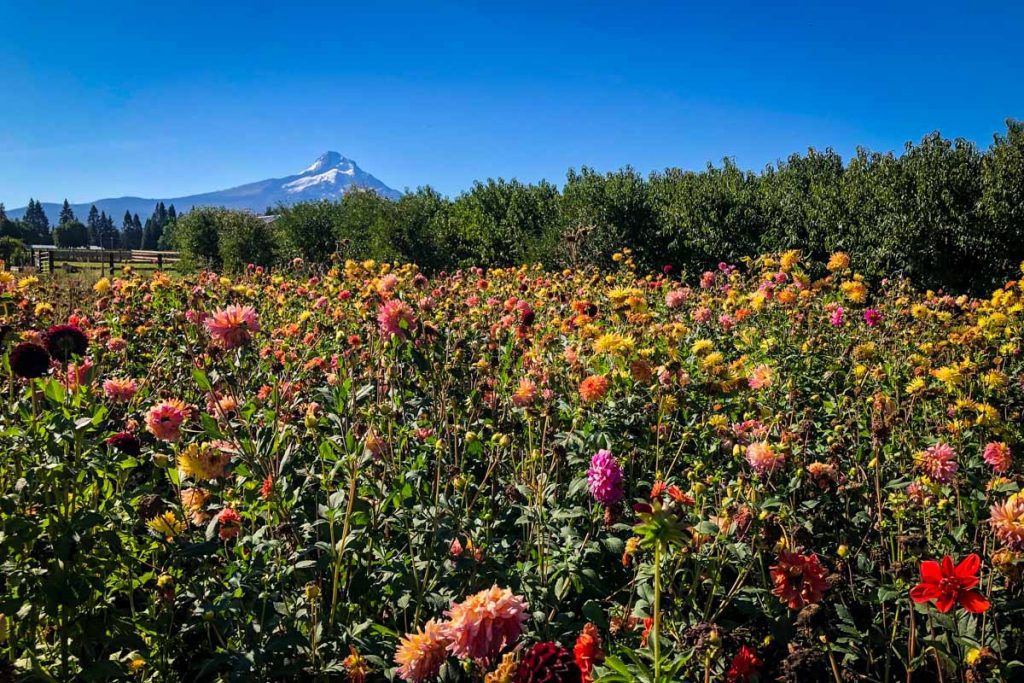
2, 250, 1024, 682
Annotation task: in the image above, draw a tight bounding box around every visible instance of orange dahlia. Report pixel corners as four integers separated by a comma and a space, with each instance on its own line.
395, 619, 451, 682
579, 375, 609, 403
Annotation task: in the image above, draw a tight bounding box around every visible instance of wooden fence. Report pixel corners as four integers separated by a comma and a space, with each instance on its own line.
31, 248, 181, 275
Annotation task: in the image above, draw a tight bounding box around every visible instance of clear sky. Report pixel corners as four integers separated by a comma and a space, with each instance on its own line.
1, 0, 1021, 208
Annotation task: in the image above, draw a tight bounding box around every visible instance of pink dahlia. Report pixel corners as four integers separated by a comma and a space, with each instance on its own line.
983, 442, 1012, 474
587, 449, 624, 505
205, 305, 260, 349
145, 399, 190, 442
103, 377, 139, 402
990, 493, 1024, 551
746, 441, 785, 476
378, 299, 416, 339
917, 443, 958, 483
829, 307, 844, 327
395, 620, 451, 682
863, 308, 882, 327
665, 288, 688, 309
443, 585, 528, 662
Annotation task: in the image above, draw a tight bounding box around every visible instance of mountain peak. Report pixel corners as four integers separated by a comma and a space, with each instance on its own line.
303, 151, 352, 175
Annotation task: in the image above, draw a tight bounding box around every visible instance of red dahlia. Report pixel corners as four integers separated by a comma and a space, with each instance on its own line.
769, 550, 829, 609
514, 642, 582, 683
9, 342, 52, 379
44, 324, 89, 362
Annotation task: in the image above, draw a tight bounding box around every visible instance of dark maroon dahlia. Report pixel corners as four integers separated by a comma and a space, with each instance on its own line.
106, 432, 142, 456
9, 342, 52, 379
44, 324, 89, 362
514, 642, 582, 683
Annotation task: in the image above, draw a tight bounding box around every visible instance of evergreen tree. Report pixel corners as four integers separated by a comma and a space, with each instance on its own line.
22, 199, 51, 244
86, 205, 101, 246
167, 204, 177, 222
0, 203, 6, 223
59, 199, 76, 225
122, 211, 140, 249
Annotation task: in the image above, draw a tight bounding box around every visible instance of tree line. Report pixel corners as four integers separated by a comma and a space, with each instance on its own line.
0, 200, 178, 251
7, 121, 1024, 292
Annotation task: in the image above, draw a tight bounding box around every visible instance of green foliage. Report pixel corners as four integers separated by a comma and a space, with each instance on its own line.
53, 220, 90, 248
0, 236, 28, 265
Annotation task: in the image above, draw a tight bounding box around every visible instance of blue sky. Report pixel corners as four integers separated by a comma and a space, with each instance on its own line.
1, 1, 1021, 207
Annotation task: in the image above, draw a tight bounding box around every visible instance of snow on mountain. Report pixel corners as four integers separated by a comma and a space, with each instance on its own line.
7, 151, 401, 224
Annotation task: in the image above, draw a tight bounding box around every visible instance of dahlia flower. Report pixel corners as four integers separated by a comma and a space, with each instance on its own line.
9, 341, 51, 379
443, 585, 528, 662
44, 324, 89, 362
145, 399, 190, 442
726, 645, 763, 683
573, 624, 603, 683
746, 441, 785, 476
587, 450, 624, 506
177, 442, 231, 481
910, 554, 990, 613
514, 642, 581, 683
578, 375, 609, 403
205, 305, 259, 350
983, 442, 1012, 474
990, 493, 1024, 551
103, 377, 139, 402
378, 299, 416, 339
665, 288, 688, 309
747, 364, 773, 390
512, 378, 538, 407
105, 431, 141, 456
863, 308, 882, 327
769, 550, 829, 609
916, 442, 958, 483
395, 620, 451, 682
217, 507, 242, 540
180, 488, 211, 525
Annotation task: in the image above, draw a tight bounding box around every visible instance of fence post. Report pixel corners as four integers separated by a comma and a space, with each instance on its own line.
109, 252, 115, 276
157, 254, 163, 270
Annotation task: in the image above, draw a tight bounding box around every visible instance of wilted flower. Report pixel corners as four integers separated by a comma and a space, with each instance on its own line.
443, 585, 528, 661
180, 488, 211, 525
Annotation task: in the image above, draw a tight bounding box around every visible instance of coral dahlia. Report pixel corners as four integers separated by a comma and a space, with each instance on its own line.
443, 585, 528, 662
395, 620, 451, 682
769, 550, 829, 609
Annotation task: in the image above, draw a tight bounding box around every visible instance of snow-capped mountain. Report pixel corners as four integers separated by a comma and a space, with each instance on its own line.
8, 151, 401, 224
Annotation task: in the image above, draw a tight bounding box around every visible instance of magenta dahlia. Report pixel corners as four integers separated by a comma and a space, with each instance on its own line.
587, 449, 624, 506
